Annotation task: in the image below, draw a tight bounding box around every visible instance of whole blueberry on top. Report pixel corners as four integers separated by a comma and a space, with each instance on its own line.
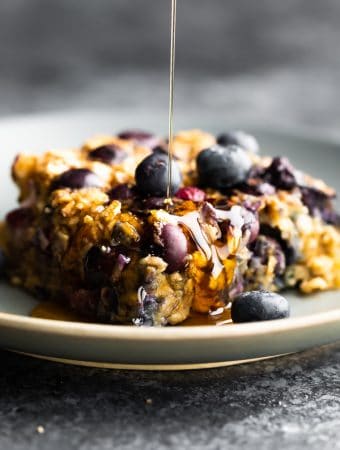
217, 130, 259, 153
135, 153, 182, 197
152, 145, 168, 156
153, 146, 179, 160
51, 169, 104, 191
231, 290, 290, 323
88, 144, 127, 165
197, 145, 252, 190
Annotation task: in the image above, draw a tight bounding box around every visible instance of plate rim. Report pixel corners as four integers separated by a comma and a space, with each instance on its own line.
11, 351, 286, 370
1, 299, 340, 341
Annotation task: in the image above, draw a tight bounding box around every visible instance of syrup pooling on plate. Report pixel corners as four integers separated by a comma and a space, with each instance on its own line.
31, 302, 91, 322
31, 302, 232, 326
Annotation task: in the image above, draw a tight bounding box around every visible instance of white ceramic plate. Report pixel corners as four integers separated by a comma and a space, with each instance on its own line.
0, 111, 339, 370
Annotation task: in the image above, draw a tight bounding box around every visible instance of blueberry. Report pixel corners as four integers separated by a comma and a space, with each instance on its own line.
231, 290, 290, 323
217, 130, 259, 153
264, 157, 296, 190
88, 144, 127, 165
300, 187, 327, 216
144, 197, 166, 209
134, 287, 159, 326
251, 235, 286, 275
6, 207, 33, 229
321, 210, 340, 227
84, 245, 116, 287
118, 130, 160, 148
260, 225, 298, 266
108, 184, 136, 201
160, 224, 188, 273
240, 179, 276, 196
153, 146, 179, 160
197, 145, 252, 190
135, 153, 182, 197
252, 182, 276, 196
300, 187, 340, 225
152, 146, 168, 156
51, 169, 103, 191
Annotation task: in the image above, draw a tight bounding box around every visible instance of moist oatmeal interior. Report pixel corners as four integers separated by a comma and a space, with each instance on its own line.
1, 129, 339, 326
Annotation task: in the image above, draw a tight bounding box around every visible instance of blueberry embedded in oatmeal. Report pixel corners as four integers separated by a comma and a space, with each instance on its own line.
88, 144, 128, 165
1, 129, 339, 326
118, 129, 161, 148
51, 168, 104, 191
158, 224, 188, 273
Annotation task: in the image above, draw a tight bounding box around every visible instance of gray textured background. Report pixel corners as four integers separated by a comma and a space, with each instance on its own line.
1, 2, 340, 449
0, 0, 340, 136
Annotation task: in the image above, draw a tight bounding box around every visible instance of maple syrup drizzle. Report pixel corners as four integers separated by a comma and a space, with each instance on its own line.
31, 301, 232, 326
31, 302, 91, 322
166, 0, 177, 204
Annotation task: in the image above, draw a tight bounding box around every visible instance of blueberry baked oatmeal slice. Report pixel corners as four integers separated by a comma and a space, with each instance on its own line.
1, 129, 339, 326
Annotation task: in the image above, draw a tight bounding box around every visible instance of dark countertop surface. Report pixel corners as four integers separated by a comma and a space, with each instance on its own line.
1, 1, 340, 449
2, 345, 340, 450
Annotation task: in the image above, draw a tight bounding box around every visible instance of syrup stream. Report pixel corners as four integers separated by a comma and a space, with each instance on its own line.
166, 0, 177, 202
